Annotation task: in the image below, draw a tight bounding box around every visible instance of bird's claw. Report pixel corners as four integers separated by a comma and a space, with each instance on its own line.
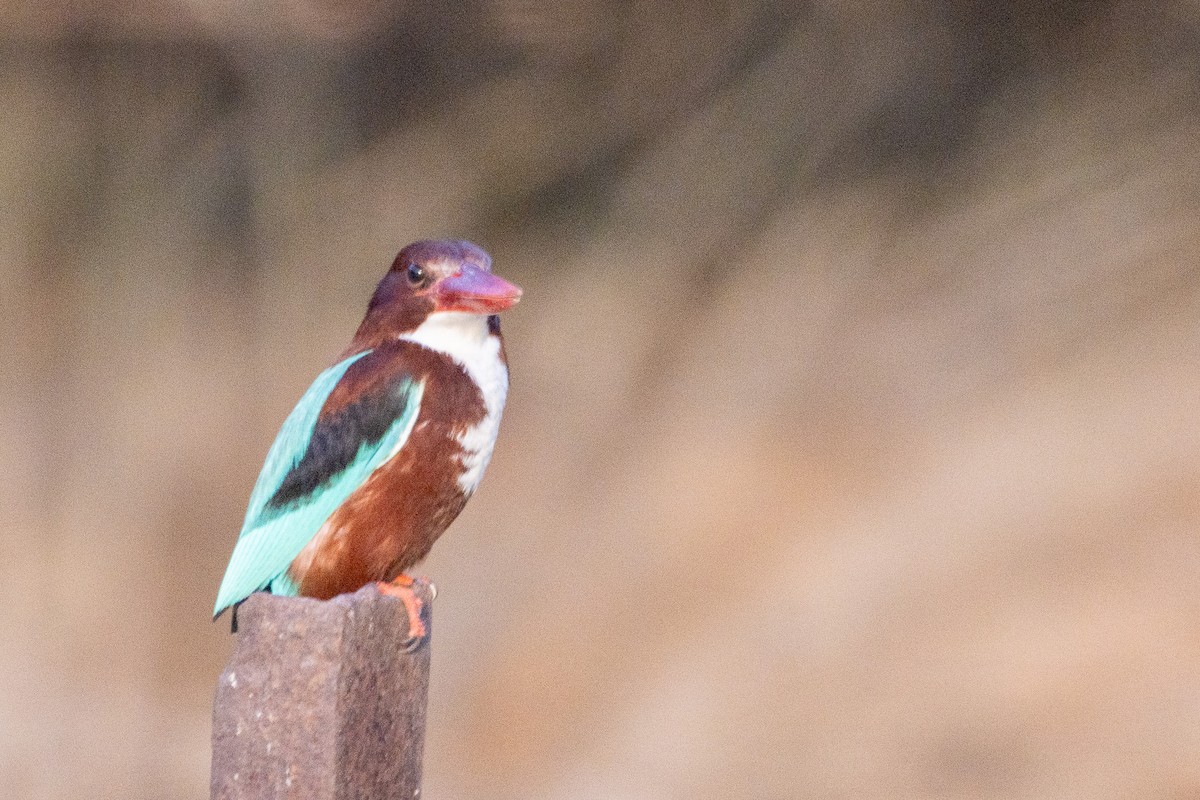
377, 575, 433, 652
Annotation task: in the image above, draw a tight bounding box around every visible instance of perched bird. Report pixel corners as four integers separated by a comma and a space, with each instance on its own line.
214, 239, 521, 645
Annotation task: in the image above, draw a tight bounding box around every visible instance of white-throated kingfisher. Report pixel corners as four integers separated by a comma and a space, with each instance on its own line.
214, 239, 521, 646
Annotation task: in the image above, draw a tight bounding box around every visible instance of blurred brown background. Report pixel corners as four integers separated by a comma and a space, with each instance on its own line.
2, 2, 1199, 798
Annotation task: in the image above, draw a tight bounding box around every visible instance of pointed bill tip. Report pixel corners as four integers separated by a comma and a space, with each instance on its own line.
435, 264, 522, 314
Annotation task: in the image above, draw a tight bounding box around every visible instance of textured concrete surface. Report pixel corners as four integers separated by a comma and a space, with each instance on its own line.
211, 584, 433, 800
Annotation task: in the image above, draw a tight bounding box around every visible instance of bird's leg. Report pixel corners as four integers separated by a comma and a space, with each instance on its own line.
376, 573, 434, 651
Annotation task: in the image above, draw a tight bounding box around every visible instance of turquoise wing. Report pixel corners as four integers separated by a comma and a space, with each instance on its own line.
213, 350, 425, 616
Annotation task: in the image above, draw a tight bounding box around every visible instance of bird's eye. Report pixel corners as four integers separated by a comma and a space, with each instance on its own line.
406, 263, 426, 286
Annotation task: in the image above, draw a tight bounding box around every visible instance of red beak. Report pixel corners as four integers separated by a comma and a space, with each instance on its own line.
435, 264, 523, 314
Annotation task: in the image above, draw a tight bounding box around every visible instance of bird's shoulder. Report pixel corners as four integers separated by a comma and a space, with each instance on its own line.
263, 349, 422, 512
348, 337, 493, 428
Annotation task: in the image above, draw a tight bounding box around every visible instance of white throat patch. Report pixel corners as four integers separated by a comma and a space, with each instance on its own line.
399, 311, 508, 493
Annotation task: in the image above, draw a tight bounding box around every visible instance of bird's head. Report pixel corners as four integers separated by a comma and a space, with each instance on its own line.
355, 239, 522, 345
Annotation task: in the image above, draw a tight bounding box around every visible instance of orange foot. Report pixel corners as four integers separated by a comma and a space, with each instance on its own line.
376, 574, 435, 651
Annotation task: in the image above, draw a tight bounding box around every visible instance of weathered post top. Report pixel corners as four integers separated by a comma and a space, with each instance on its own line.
211, 583, 433, 800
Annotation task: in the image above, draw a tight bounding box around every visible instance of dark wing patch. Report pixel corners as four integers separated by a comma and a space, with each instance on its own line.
266, 376, 420, 511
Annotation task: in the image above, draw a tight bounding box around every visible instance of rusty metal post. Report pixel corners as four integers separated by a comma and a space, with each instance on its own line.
211, 583, 433, 800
